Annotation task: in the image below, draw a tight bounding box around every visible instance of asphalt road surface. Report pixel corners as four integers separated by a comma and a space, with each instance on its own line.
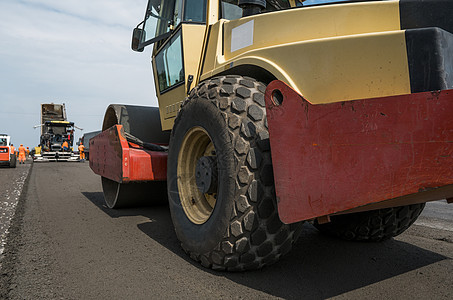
0, 160, 31, 258
0, 162, 452, 299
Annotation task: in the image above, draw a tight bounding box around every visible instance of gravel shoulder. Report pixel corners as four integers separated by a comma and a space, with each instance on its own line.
0, 162, 31, 261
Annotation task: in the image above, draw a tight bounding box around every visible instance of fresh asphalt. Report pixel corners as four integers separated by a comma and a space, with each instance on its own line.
0, 160, 31, 260
0, 162, 452, 299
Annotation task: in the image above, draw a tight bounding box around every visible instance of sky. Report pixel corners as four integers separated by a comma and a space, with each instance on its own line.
0, 0, 155, 147
0, 0, 343, 148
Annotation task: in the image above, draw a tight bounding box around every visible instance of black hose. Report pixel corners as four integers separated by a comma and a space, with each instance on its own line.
124, 132, 168, 152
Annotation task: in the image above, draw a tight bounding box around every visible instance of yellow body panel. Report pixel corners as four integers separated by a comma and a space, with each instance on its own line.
199, 21, 226, 77
156, 84, 186, 131
182, 25, 207, 88
156, 0, 412, 128
223, 1, 401, 59
200, 0, 411, 103
210, 31, 410, 103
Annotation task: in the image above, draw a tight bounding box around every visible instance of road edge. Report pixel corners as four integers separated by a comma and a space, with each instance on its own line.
0, 163, 34, 298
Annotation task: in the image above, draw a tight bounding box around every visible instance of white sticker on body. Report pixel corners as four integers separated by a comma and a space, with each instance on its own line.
231, 20, 254, 53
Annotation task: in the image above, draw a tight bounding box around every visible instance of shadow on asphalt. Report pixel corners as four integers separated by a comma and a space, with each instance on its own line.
0, 161, 31, 168
82, 191, 447, 299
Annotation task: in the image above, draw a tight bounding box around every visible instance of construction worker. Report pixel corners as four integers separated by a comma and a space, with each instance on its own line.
78, 142, 85, 161
33, 144, 41, 159
42, 140, 50, 152
18, 144, 26, 164
62, 140, 69, 151
34, 144, 42, 155
68, 129, 74, 142
26, 147, 30, 157
10, 144, 15, 156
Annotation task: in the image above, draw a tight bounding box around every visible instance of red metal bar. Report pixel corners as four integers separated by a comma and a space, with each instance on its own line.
89, 125, 167, 183
0, 147, 10, 162
265, 80, 453, 224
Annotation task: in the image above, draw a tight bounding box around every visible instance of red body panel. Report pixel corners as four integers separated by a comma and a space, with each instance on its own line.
89, 125, 167, 183
0, 147, 10, 162
265, 80, 453, 224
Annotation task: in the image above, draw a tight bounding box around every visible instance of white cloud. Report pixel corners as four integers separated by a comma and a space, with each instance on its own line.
0, 0, 156, 146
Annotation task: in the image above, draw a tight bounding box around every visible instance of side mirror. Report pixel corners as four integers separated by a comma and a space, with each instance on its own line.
131, 28, 145, 52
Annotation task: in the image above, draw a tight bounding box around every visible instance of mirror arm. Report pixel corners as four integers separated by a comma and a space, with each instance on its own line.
150, 11, 168, 21
140, 31, 172, 48
135, 20, 145, 29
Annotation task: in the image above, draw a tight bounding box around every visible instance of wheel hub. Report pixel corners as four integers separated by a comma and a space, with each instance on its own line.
177, 126, 217, 224
195, 156, 218, 194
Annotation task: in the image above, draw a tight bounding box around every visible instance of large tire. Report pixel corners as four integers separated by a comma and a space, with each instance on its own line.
313, 203, 425, 241
9, 154, 16, 168
167, 75, 302, 271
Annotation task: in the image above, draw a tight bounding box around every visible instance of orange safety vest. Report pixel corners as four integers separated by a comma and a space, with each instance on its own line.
18, 146, 26, 156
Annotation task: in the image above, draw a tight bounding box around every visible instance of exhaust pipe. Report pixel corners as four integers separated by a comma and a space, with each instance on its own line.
239, 0, 266, 17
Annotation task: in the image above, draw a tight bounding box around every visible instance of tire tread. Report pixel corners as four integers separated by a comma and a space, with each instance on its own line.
175, 76, 303, 270
314, 203, 425, 241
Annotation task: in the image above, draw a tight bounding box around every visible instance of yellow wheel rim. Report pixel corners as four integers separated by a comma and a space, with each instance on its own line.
177, 126, 217, 224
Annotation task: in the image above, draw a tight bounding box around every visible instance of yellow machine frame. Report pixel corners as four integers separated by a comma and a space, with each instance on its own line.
151, 0, 410, 130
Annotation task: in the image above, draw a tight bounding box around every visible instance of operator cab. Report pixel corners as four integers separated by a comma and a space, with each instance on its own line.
131, 0, 209, 129
41, 121, 75, 152
130, 0, 329, 130
130, 0, 266, 128
132, 0, 207, 50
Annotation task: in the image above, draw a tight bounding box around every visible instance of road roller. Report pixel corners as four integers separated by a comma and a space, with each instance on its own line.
90, 0, 453, 271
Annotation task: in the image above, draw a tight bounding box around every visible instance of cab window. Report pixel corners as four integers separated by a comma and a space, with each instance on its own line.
174, 0, 184, 28
184, 0, 208, 23
142, 0, 208, 46
220, 0, 353, 21
155, 31, 184, 92
142, 0, 180, 45
221, 0, 243, 20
